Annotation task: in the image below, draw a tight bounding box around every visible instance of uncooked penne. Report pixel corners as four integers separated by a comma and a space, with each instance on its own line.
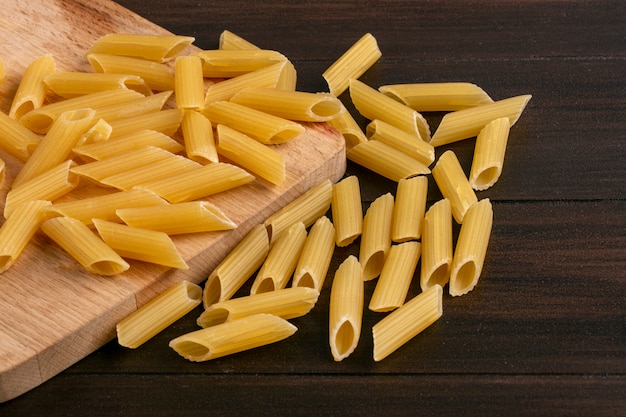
429, 94, 532, 147
378, 82, 493, 112
323, 33, 382, 97
347, 139, 430, 182
117, 280, 202, 348
292, 216, 335, 290
420, 199, 453, 291
175, 55, 204, 109
276, 59, 297, 92
107, 108, 183, 138
360, 193, 394, 281
0, 110, 41, 161
449, 199, 493, 297
431, 150, 477, 224
93, 219, 188, 269
9, 54, 55, 121
0, 200, 51, 273
366, 119, 435, 167
181, 109, 218, 164
372, 284, 443, 362
87, 33, 195, 62
251, 222, 307, 294
329, 255, 363, 361
218, 30, 261, 50
116, 201, 236, 235
197, 287, 319, 328
391, 175, 428, 243
87, 53, 175, 91
91, 90, 172, 124
41, 216, 130, 275
78, 119, 112, 146
195, 49, 287, 78
369, 241, 421, 312
469, 117, 511, 191
216, 124, 285, 185
44, 72, 152, 98
203, 61, 286, 104
203, 224, 270, 308
169, 313, 296, 362
331, 175, 363, 247
328, 104, 368, 149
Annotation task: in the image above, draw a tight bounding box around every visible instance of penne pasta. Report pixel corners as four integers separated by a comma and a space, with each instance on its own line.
218, 30, 261, 50
323, 33, 382, 97
0, 110, 41, 161
292, 216, 335, 290
369, 241, 421, 312
250, 221, 307, 294
41, 216, 130, 275
328, 104, 368, 149
9, 54, 56, 121
174, 55, 204, 109
429, 94, 532, 147
378, 82, 493, 112
359, 192, 394, 281
203, 224, 270, 308
169, 313, 297, 362
264, 179, 332, 243
275, 59, 297, 92
420, 199, 453, 291
107, 108, 183, 138
216, 124, 285, 185
117, 280, 202, 348
331, 175, 363, 247
202, 100, 305, 145
197, 287, 319, 328
230, 87, 344, 122
349, 78, 431, 141
43, 72, 153, 98
391, 175, 428, 243
78, 119, 112, 146
203, 61, 286, 104
328, 255, 363, 361
469, 117, 511, 191
195, 49, 287, 78
431, 150, 477, 224
87, 33, 195, 62
87, 53, 175, 91
449, 198, 493, 297
366, 119, 435, 167
93, 219, 188, 269
181, 109, 218, 164
91, 90, 172, 123
372, 284, 443, 362
347, 139, 430, 182
0, 200, 51, 273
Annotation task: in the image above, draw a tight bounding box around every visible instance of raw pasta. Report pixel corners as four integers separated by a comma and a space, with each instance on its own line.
359, 193, 394, 281
329, 255, 363, 361
431, 150, 477, 224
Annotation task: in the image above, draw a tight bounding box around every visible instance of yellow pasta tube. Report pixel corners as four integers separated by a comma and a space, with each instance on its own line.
378, 82, 493, 112
263, 179, 332, 243
87, 53, 175, 91
230, 87, 344, 122
369, 241, 421, 312
107, 108, 183, 138
181, 109, 218, 164
90, 91, 172, 124
420, 199, 453, 291
431, 150, 477, 224
0, 200, 51, 273
276, 60, 297, 92
323, 33, 382, 97
449, 199, 493, 297
203, 224, 270, 308
78, 119, 112, 146
4, 160, 79, 219
87, 33, 195, 62
137, 162, 254, 203
372, 284, 443, 362
359, 192, 394, 281
469, 117, 511, 191
292, 216, 335, 290
117, 280, 202, 348
328, 255, 363, 361
216, 124, 285, 185
366, 119, 435, 167
12, 108, 95, 188
44, 188, 168, 226
202, 100, 304, 145
203, 61, 286, 104
349, 78, 431, 141
250, 222, 307, 294
169, 313, 297, 362
197, 287, 319, 328
347, 139, 430, 182
331, 175, 363, 247
0, 110, 41, 161
195, 49, 287, 78
429, 94, 532, 147
328, 104, 367, 149
218, 30, 260, 50
41, 216, 130, 275
44, 72, 153, 98
9, 54, 55, 121
93, 219, 188, 269
391, 175, 428, 243
116, 201, 236, 235
174, 55, 204, 109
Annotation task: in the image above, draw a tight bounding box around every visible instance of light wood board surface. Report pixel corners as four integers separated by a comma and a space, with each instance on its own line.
0, 0, 345, 402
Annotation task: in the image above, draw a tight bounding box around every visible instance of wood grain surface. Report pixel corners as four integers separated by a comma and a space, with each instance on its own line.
1, 0, 624, 415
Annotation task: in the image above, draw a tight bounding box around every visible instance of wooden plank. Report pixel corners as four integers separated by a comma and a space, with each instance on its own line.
0, 0, 345, 402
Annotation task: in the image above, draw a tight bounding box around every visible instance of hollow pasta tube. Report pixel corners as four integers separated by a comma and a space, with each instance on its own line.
331, 175, 363, 247
469, 117, 511, 191
359, 193, 394, 281
329, 255, 363, 361
420, 199, 453, 291
391, 175, 428, 243
431, 150, 477, 224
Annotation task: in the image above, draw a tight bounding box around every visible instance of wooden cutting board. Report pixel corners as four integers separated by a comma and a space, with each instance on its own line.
0, 0, 345, 402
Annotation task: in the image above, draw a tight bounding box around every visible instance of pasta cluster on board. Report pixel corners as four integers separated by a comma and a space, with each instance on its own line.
0, 29, 529, 363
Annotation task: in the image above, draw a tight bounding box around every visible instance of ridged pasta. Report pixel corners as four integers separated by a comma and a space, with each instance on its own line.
469, 117, 511, 191
292, 216, 335, 290
329, 255, 363, 361
359, 193, 394, 281
331, 175, 363, 247
431, 150, 477, 224
391, 176, 428, 243
420, 199, 453, 291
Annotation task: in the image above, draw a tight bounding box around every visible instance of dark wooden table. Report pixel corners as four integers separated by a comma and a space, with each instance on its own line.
2, 1, 625, 415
